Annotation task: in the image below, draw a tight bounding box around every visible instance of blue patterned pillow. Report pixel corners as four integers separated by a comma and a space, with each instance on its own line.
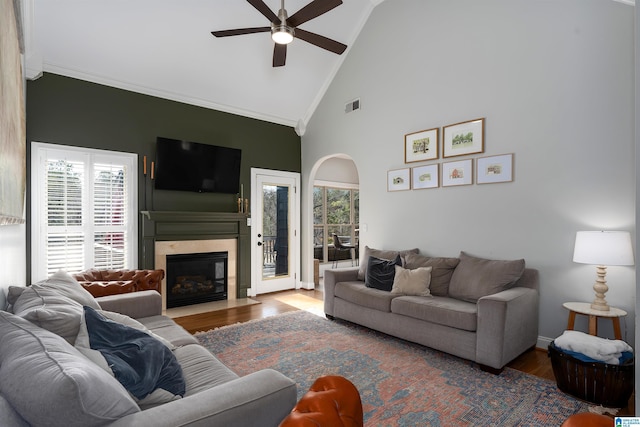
365, 255, 401, 291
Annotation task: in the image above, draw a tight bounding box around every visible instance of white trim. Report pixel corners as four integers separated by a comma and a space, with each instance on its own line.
250, 168, 301, 296
30, 142, 138, 281
314, 179, 359, 190
611, 0, 634, 5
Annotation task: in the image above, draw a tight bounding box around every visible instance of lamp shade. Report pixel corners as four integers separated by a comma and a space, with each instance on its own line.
573, 231, 634, 266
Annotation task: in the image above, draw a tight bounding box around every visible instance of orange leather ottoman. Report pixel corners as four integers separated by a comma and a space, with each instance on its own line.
279, 375, 363, 427
73, 268, 164, 297
561, 413, 613, 427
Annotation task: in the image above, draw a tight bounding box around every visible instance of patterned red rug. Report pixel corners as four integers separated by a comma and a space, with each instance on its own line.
196, 310, 593, 426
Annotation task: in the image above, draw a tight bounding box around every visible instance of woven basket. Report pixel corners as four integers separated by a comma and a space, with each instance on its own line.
548, 341, 634, 407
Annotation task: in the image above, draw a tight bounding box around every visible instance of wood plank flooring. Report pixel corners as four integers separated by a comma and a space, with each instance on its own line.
173, 288, 634, 416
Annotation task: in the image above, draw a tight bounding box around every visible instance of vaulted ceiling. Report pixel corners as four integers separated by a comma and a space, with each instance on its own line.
24, 0, 384, 132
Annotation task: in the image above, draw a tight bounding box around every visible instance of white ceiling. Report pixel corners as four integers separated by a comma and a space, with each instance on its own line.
24, 0, 384, 131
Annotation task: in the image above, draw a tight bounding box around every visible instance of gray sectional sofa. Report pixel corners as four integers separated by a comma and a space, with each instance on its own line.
324, 248, 540, 371
0, 271, 296, 427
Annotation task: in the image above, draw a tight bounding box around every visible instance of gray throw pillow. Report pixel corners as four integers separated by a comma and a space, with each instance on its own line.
365, 255, 401, 291
357, 246, 419, 281
401, 253, 460, 296
0, 311, 140, 427
32, 270, 101, 309
11, 288, 84, 344
11, 270, 102, 344
448, 251, 525, 302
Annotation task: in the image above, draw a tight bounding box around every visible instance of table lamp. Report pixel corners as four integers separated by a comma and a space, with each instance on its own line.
572, 231, 634, 311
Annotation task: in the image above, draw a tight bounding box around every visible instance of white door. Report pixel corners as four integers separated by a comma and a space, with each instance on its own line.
251, 168, 300, 295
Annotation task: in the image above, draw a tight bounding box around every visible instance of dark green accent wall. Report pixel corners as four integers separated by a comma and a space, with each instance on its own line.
26, 73, 301, 290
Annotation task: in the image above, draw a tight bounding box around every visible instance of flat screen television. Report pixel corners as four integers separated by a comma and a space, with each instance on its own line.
154, 137, 241, 194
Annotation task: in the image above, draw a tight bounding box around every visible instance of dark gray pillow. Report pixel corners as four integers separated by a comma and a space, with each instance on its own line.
357, 246, 419, 281
448, 251, 525, 302
402, 253, 460, 296
365, 255, 401, 291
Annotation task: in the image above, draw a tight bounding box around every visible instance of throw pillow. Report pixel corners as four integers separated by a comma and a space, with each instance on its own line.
391, 265, 432, 296
0, 311, 140, 427
11, 288, 84, 344
448, 251, 525, 303
32, 270, 101, 310
357, 246, 419, 281
365, 255, 401, 291
80, 306, 186, 402
401, 253, 460, 296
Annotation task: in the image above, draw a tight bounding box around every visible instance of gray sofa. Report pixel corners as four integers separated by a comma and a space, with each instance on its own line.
0, 271, 296, 427
324, 248, 540, 371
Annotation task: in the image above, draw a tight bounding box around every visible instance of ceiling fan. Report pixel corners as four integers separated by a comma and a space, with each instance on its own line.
211, 0, 347, 67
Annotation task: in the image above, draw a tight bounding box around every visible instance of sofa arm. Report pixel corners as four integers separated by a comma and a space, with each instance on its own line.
110, 369, 297, 427
476, 287, 539, 369
96, 290, 162, 318
323, 268, 360, 317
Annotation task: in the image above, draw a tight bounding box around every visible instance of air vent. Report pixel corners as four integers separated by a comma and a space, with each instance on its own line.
345, 98, 360, 113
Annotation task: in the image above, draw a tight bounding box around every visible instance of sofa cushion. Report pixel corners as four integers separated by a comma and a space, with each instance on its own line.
0, 311, 140, 427
401, 253, 460, 296
365, 255, 401, 291
357, 246, 419, 281
391, 296, 478, 331
391, 265, 432, 296
448, 252, 525, 302
79, 306, 186, 402
175, 344, 239, 396
334, 282, 396, 312
138, 314, 200, 347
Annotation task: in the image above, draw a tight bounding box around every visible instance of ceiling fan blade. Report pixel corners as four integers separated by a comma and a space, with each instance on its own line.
247, 0, 280, 23
294, 28, 347, 55
273, 43, 287, 67
288, 0, 342, 27
211, 27, 271, 37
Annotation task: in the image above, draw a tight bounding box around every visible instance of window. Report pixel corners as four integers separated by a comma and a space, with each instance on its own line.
313, 185, 359, 262
31, 142, 138, 281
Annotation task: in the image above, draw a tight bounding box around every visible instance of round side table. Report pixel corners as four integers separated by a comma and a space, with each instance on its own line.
562, 302, 627, 340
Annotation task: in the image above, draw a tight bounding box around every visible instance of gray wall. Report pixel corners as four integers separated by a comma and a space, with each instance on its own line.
302, 0, 635, 346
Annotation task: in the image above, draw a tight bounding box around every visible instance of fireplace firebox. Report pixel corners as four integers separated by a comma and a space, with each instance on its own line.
166, 251, 228, 308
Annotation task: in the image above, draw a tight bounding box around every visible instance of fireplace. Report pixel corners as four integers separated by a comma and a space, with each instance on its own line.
154, 238, 238, 311
165, 252, 228, 308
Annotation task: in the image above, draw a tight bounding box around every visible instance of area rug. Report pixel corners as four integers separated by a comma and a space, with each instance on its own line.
196, 311, 593, 426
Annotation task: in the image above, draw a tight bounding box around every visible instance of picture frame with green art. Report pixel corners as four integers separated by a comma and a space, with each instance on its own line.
411, 164, 439, 189
443, 118, 485, 158
404, 127, 439, 163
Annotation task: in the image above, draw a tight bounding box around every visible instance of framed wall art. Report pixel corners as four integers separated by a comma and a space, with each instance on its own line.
0, 0, 26, 225
442, 159, 473, 187
476, 153, 514, 184
411, 164, 439, 189
404, 127, 439, 163
443, 118, 485, 158
387, 168, 410, 192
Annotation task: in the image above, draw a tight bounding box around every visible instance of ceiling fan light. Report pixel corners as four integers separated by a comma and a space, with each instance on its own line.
271, 25, 294, 44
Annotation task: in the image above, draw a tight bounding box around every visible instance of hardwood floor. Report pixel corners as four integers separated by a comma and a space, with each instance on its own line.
173, 287, 634, 416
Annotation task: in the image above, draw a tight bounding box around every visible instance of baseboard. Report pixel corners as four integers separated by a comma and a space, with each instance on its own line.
536, 335, 553, 349
299, 281, 315, 290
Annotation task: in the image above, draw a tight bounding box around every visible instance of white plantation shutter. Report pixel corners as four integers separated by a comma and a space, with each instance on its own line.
31, 143, 138, 281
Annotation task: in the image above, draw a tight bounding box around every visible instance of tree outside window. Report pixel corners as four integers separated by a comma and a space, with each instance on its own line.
313, 186, 359, 262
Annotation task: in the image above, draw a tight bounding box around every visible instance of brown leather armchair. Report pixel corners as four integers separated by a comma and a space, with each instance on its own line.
279, 375, 363, 427
72, 268, 164, 298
